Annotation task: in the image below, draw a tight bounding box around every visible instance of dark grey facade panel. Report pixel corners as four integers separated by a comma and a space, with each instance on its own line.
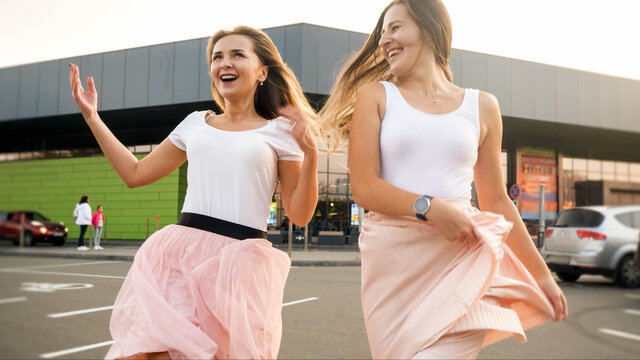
349, 32, 367, 55
18, 63, 39, 118
264, 27, 285, 60
619, 77, 640, 133
80, 54, 103, 114
486, 55, 511, 114
556, 68, 579, 125
37, 60, 60, 117
198, 38, 211, 103
534, 63, 557, 122
102, 51, 126, 111
449, 49, 462, 87
598, 76, 620, 129
284, 25, 303, 90
149, 44, 175, 106
510, 59, 534, 119
173, 40, 201, 104
57, 56, 82, 115
317, 27, 349, 94
460, 51, 486, 91
124, 47, 150, 108
578, 72, 600, 128
300, 24, 319, 93
0, 67, 20, 120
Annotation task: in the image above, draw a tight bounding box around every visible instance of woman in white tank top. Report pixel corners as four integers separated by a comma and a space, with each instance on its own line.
320, 0, 567, 359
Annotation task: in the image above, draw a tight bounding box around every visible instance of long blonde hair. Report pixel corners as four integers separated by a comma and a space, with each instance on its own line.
319, 0, 453, 150
206, 26, 319, 141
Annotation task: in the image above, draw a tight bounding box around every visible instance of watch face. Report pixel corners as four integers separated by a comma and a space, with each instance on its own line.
414, 197, 429, 213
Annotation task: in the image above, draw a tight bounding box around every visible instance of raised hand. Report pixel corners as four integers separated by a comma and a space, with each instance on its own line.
69, 63, 98, 119
277, 105, 317, 155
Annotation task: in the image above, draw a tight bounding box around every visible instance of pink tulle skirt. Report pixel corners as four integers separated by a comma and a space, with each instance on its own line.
359, 199, 555, 359
105, 224, 291, 359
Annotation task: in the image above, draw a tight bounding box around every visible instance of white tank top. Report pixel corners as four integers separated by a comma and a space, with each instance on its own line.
379, 81, 480, 200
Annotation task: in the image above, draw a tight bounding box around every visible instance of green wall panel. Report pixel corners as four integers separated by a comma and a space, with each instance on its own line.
0, 155, 185, 241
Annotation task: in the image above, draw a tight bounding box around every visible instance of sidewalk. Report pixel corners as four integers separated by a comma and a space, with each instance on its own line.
0, 241, 361, 266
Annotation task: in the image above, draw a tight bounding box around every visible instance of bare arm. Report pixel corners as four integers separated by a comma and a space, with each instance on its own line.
474, 91, 567, 320
349, 83, 478, 242
277, 106, 319, 226
69, 63, 186, 187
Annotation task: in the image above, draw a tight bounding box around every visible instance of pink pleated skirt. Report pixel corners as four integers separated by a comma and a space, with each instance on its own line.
359, 199, 555, 359
105, 224, 291, 360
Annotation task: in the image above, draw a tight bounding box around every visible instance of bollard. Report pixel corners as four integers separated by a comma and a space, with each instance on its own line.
304, 224, 309, 252
103, 218, 107, 244
19, 213, 25, 248
287, 220, 293, 258
537, 184, 546, 248
155, 216, 159, 233
146, 218, 150, 238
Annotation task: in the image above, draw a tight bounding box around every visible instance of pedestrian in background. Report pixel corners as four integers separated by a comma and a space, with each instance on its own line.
73, 195, 91, 251
320, 0, 567, 358
70, 24, 318, 359
91, 205, 104, 250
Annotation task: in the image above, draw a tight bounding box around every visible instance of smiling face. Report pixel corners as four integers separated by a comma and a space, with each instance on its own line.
210, 34, 267, 101
378, 4, 431, 77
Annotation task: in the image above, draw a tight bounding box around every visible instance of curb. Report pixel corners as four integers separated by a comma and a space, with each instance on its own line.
0, 250, 361, 266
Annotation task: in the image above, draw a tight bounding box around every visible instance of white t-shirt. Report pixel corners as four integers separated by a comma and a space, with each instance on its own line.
169, 111, 303, 231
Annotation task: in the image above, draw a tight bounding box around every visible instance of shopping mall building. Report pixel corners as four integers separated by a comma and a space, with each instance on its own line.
1, 23, 639, 241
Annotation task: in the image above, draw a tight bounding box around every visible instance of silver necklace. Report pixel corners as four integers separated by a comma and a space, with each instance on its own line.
432, 85, 439, 104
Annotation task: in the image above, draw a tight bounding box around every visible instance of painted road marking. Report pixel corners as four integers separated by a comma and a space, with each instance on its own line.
623, 309, 640, 316
21, 282, 94, 292
1, 268, 125, 279
626, 294, 640, 300
598, 328, 640, 342
48, 305, 114, 318
283, 297, 319, 307
0, 297, 27, 305
40, 340, 114, 359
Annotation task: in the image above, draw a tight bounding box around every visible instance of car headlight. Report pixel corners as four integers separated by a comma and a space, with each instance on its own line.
39, 227, 47, 234
64, 227, 69, 233
31, 221, 43, 226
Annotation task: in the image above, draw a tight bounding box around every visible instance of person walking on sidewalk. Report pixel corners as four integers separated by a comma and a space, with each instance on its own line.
320, 0, 567, 358
70, 25, 318, 359
73, 195, 91, 251
91, 205, 104, 250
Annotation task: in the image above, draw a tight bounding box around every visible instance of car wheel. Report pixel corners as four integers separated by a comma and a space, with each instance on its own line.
52, 237, 65, 246
556, 271, 581, 282
615, 255, 639, 288
23, 232, 36, 246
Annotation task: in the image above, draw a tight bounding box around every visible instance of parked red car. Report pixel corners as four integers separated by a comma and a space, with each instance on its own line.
0, 211, 68, 246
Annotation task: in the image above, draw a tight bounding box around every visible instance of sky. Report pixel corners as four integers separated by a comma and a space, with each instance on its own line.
0, 0, 639, 80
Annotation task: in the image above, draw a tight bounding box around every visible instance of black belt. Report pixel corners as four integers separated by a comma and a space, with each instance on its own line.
177, 213, 267, 240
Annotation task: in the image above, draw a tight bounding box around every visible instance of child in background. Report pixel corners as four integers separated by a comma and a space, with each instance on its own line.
91, 205, 104, 250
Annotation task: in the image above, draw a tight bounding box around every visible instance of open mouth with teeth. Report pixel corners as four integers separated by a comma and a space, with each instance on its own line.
220, 74, 238, 83
388, 49, 401, 60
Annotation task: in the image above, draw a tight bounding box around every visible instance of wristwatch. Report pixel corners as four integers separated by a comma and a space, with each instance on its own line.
413, 195, 433, 221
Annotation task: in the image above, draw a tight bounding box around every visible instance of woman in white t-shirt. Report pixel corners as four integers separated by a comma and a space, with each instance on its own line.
73, 195, 91, 251
69, 26, 318, 359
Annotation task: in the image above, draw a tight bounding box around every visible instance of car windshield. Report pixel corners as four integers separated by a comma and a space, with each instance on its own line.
26, 212, 49, 221
554, 209, 604, 228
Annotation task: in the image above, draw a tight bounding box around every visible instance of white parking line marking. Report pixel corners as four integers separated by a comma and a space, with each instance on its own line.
598, 328, 640, 342
2, 260, 121, 271
0, 268, 125, 279
48, 305, 114, 318
40, 340, 114, 359
282, 297, 319, 307
0, 297, 27, 305
626, 294, 640, 300
623, 309, 640, 316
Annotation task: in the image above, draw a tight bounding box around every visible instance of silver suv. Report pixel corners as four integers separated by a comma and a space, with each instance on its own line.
540, 206, 640, 288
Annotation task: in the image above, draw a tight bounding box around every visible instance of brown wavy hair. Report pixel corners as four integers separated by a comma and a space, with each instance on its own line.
206, 26, 319, 141
318, 0, 453, 150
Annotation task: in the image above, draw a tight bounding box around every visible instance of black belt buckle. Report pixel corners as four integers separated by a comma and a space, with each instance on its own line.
177, 213, 267, 240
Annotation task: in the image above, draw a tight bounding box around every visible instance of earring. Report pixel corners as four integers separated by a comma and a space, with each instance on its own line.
260, 81, 264, 86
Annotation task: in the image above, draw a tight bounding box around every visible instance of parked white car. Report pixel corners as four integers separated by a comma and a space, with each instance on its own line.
540, 205, 640, 288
